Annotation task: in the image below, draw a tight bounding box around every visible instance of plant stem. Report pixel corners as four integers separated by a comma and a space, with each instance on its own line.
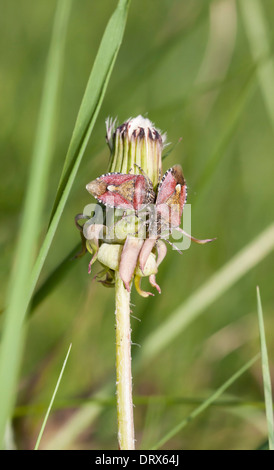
115, 271, 135, 450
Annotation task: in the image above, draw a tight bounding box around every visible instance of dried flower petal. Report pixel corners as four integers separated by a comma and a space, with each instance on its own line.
138, 237, 157, 274
134, 275, 154, 298
148, 274, 161, 294
155, 240, 167, 267
85, 224, 106, 272
119, 237, 144, 292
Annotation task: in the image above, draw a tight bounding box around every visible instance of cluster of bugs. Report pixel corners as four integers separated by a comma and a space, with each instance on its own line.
86, 163, 213, 249
76, 164, 215, 293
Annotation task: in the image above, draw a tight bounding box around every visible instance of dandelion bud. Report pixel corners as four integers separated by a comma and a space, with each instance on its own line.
106, 115, 165, 187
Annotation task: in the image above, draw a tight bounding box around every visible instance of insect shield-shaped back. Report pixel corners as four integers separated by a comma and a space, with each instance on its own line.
138, 165, 187, 272
86, 171, 155, 212
145, 164, 187, 240
154, 164, 187, 234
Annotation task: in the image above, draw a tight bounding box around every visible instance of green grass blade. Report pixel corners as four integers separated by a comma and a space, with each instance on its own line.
1, 2, 131, 446
256, 287, 274, 450
0, 0, 132, 361
43, 383, 113, 450
27, 0, 131, 317
34, 343, 72, 450
240, 0, 274, 129
152, 354, 260, 450
49, 0, 131, 222
0, 0, 72, 449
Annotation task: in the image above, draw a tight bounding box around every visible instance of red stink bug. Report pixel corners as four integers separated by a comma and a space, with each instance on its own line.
86, 170, 155, 212
144, 164, 188, 240
153, 164, 214, 243
138, 165, 215, 272
154, 164, 187, 233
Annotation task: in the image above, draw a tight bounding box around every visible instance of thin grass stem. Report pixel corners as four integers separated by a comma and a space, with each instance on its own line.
34, 344, 72, 450
256, 287, 274, 450
152, 354, 260, 450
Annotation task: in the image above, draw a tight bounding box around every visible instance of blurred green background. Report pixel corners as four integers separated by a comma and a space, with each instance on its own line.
1, 0, 274, 450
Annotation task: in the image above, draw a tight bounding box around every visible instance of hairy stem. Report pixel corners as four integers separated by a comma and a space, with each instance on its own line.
115, 271, 135, 450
